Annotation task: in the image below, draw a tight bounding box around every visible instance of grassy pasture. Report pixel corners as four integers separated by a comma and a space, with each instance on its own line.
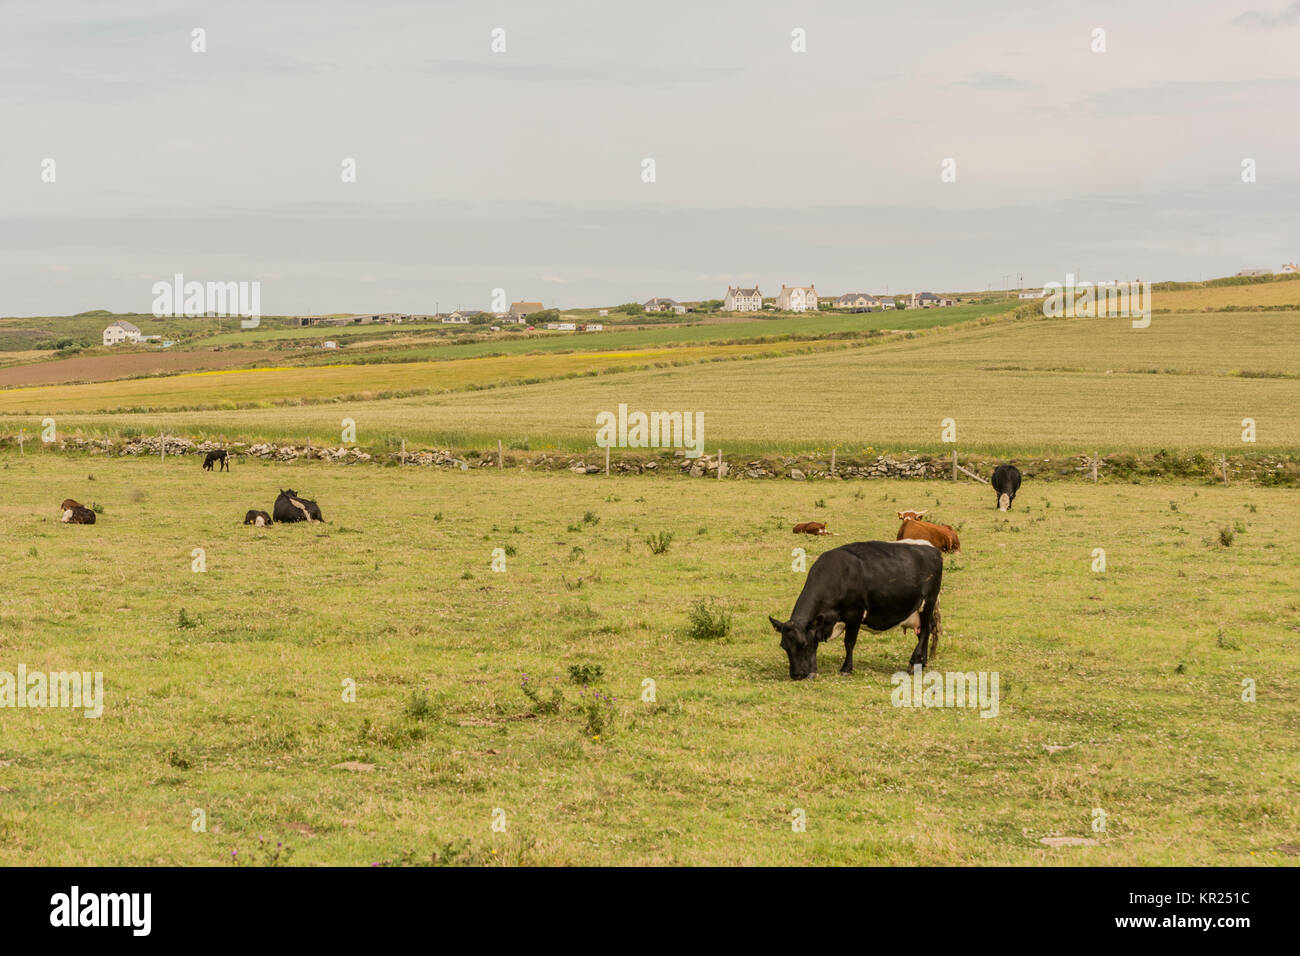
6, 311, 1296, 457
0, 456, 1295, 865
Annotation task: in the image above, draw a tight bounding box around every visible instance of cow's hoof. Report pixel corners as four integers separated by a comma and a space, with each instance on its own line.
839, 667, 853, 676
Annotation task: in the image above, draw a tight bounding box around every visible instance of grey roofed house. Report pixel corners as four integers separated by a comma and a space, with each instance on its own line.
644, 297, 680, 311
834, 293, 879, 307
110, 319, 141, 333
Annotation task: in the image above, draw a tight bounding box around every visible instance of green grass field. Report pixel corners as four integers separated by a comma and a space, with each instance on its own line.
1, 297, 1296, 866
0, 457, 1295, 865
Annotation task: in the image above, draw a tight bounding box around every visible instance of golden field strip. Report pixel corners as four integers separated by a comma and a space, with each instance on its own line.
1153, 279, 1300, 312
0, 337, 843, 415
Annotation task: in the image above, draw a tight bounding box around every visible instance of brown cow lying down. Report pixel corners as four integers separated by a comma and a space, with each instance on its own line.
792, 521, 832, 535
896, 517, 960, 552
61, 500, 96, 524
243, 510, 272, 527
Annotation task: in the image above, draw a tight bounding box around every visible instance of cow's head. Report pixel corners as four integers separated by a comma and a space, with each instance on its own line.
897, 509, 928, 521
997, 493, 1011, 512
769, 612, 836, 680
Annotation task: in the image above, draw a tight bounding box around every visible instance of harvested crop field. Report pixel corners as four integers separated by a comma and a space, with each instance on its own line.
0, 349, 279, 388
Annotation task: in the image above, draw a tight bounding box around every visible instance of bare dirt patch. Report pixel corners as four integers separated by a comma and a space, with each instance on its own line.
0, 350, 278, 388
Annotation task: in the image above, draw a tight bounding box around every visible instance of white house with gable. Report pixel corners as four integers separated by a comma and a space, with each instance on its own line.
103, 320, 142, 346
777, 284, 818, 312
723, 286, 762, 311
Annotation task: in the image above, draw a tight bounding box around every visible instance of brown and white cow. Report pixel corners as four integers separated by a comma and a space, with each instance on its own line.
792, 521, 831, 535
896, 517, 960, 553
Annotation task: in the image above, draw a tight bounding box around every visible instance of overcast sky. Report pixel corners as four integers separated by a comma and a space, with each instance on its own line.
1, 0, 1297, 316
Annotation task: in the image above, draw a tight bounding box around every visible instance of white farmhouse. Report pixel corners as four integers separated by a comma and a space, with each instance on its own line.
723, 286, 762, 311
644, 297, 687, 314
776, 285, 818, 312
102, 320, 142, 346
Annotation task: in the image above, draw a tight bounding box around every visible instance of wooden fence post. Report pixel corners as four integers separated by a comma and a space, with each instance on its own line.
498, 439, 504, 469
1221, 453, 1229, 487
160, 433, 165, 463
1092, 454, 1099, 483
830, 447, 836, 476
18, 429, 24, 456
401, 438, 407, 465
605, 445, 610, 476
718, 448, 723, 480
952, 449, 958, 481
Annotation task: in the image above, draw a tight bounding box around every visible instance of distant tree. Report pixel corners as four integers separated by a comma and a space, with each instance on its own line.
693, 299, 723, 313
615, 303, 645, 315
531, 309, 560, 323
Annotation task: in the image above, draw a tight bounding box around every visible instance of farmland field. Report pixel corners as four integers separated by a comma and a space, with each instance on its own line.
1, 299, 1297, 868
0, 457, 1295, 865
5, 310, 1297, 457
0, 349, 281, 388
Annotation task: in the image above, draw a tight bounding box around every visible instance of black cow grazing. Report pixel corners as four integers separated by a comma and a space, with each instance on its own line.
991, 463, 1022, 512
273, 489, 323, 523
243, 509, 273, 527
769, 540, 944, 679
202, 450, 229, 472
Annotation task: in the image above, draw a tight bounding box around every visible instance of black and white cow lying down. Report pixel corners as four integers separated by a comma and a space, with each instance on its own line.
273, 489, 323, 523
770, 540, 944, 679
243, 509, 272, 527
60, 498, 96, 524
